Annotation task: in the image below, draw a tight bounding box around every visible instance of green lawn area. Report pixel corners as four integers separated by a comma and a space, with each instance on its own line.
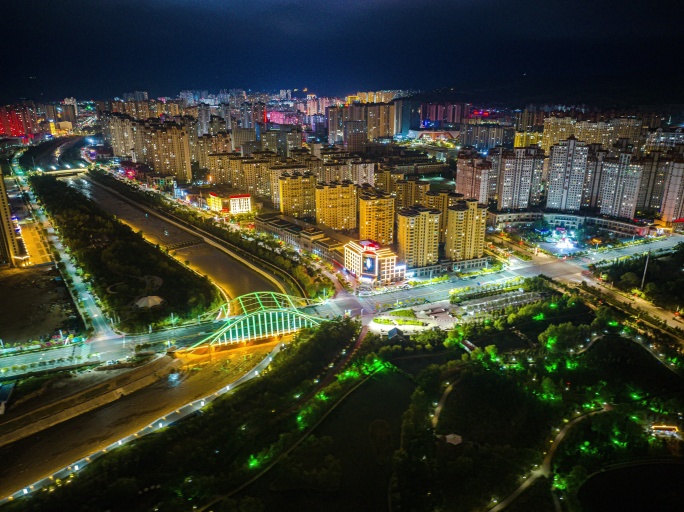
237, 371, 416, 512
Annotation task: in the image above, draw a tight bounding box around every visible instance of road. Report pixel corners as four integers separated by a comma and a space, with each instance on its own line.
0, 342, 282, 502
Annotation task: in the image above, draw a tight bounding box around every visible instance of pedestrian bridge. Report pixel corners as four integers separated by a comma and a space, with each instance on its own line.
190, 292, 328, 348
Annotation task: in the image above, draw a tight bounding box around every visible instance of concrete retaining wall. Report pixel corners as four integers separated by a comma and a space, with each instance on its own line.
0, 356, 180, 448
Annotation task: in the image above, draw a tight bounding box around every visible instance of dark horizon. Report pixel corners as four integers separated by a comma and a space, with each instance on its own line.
2, 0, 684, 106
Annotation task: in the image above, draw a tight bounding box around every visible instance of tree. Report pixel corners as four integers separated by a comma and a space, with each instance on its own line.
619, 271, 639, 289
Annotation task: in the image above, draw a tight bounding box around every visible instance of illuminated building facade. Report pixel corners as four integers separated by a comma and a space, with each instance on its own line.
344, 240, 405, 285
278, 171, 316, 219
314, 181, 357, 231
445, 199, 487, 261
397, 206, 441, 268
546, 137, 588, 212
358, 188, 395, 245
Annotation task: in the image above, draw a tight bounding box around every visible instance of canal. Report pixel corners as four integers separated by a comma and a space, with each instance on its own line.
66, 176, 279, 300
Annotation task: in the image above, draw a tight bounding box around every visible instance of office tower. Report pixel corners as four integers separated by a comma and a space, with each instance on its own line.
180, 90, 196, 106
425, 189, 464, 243
546, 137, 588, 211
344, 120, 367, 152
445, 199, 487, 262
636, 152, 671, 212
582, 145, 609, 208
496, 147, 545, 210
218, 89, 230, 104
395, 176, 430, 210
315, 181, 357, 231
229, 89, 247, 103
397, 206, 441, 268
659, 160, 684, 224
541, 116, 576, 153
598, 153, 642, 219
279, 171, 316, 219
456, 151, 491, 204
358, 188, 395, 245
0, 177, 20, 266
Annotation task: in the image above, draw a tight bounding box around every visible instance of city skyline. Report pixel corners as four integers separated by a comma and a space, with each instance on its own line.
2, 0, 684, 104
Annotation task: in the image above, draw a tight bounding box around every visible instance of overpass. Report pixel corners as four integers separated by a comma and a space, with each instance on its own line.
190, 292, 337, 348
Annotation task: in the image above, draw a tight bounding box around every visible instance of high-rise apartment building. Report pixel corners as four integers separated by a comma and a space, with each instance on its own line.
660, 159, 684, 224
636, 151, 671, 212
328, 103, 395, 144
315, 181, 357, 231
0, 177, 20, 266
103, 113, 192, 181
344, 120, 367, 153
350, 160, 375, 186
395, 176, 430, 210
582, 145, 608, 208
598, 153, 642, 219
459, 124, 515, 151
358, 188, 395, 245
374, 168, 404, 195
425, 189, 464, 242
541, 117, 576, 153
456, 151, 491, 204
397, 206, 441, 268
270, 164, 309, 207
196, 132, 232, 169
546, 137, 588, 212
143, 123, 193, 182
496, 147, 545, 210
279, 171, 316, 219
445, 199, 487, 262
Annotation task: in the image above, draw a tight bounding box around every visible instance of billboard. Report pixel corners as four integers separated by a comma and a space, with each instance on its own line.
361, 253, 377, 278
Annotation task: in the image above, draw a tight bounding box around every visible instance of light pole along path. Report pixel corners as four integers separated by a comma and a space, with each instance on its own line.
0, 342, 286, 506
489, 407, 608, 512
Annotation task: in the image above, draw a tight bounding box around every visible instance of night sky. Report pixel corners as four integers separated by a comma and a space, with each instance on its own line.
2, 0, 683, 104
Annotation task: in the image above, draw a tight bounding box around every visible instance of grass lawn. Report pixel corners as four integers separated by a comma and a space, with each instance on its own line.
238, 371, 416, 512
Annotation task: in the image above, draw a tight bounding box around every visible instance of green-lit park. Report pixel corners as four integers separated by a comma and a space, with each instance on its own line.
3, 277, 684, 512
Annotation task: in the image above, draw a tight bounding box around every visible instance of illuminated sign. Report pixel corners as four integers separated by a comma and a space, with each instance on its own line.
362, 253, 377, 277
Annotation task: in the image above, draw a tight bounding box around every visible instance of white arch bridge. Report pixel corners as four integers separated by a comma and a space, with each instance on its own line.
190, 292, 338, 348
